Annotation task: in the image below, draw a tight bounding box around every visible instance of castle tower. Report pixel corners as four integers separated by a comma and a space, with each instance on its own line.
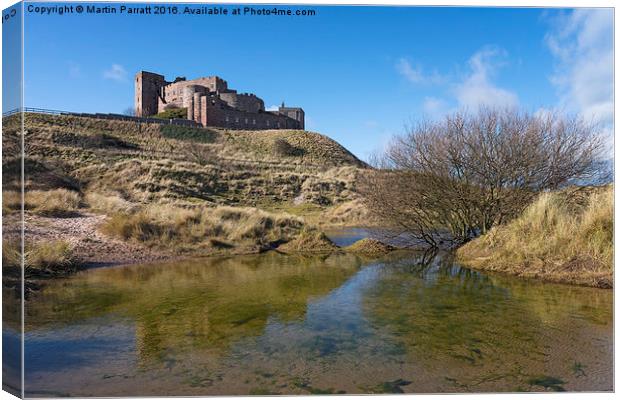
135, 71, 167, 117
278, 104, 305, 130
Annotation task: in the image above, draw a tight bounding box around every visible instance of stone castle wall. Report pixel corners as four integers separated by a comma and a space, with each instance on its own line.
135, 70, 304, 130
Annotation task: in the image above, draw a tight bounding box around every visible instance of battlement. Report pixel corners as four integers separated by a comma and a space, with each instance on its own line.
135, 71, 304, 130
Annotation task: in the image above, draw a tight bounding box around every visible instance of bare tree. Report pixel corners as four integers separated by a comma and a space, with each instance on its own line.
360, 108, 605, 247
122, 107, 136, 116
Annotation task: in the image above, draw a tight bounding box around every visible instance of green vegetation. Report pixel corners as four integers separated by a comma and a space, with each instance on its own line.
527, 375, 566, 392
154, 107, 188, 120
363, 379, 412, 394
160, 124, 217, 143
457, 186, 613, 288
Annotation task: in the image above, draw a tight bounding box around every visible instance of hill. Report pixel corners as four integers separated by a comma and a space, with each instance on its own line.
4, 113, 366, 203
2, 113, 372, 273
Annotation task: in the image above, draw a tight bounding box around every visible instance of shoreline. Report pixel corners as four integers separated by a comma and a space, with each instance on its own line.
456, 258, 613, 290
4, 211, 611, 291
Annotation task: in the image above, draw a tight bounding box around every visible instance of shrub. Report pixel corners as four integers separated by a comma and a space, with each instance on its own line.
153, 108, 188, 120
361, 108, 606, 247
160, 124, 217, 143
273, 138, 303, 157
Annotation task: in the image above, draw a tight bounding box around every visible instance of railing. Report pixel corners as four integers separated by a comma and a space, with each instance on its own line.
2, 107, 201, 128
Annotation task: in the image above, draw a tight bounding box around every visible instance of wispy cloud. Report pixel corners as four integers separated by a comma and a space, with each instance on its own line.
396, 58, 445, 85
454, 47, 518, 110
266, 104, 279, 112
103, 64, 128, 82
398, 47, 517, 118
422, 96, 449, 118
545, 9, 613, 127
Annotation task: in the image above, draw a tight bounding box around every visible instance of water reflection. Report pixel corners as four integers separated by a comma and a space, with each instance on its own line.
17, 249, 612, 396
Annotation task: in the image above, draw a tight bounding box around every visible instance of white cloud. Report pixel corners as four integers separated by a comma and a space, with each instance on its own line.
103, 64, 128, 82
545, 9, 613, 127
266, 105, 279, 112
422, 96, 449, 118
396, 58, 444, 85
454, 47, 518, 110
397, 47, 517, 117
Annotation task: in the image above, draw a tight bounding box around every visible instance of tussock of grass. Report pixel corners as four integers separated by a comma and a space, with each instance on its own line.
276, 229, 337, 253
346, 238, 395, 256
4, 189, 81, 217
22, 189, 81, 217
85, 192, 137, 214
457, 186, 613, 288
322, 199, 378, 227
2, 240, 21, 269
2, 191, 22, 214
101, 204, 306, 253
2, 240, 79, 276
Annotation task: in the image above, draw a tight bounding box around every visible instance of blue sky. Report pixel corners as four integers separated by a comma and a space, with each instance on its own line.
9, 3, 615, 159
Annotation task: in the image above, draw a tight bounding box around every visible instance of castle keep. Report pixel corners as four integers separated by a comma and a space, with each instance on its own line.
135, 71, 304, 130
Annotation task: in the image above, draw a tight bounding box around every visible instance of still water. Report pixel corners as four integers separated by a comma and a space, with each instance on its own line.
7, 230, 614, 396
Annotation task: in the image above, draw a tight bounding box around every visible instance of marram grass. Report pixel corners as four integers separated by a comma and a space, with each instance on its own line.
457, 186, 613, 288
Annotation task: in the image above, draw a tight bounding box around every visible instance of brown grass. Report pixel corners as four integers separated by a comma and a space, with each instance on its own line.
2, 239, 79, 276
457, 186, 613, 288
346, 238, 396, 256
101, 204, 307, 253
276, 228, 337, 253
4, 189, 82, 217
84, 191, 137, 214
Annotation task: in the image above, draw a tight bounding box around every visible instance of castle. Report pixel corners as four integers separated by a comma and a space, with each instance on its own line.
135, 71, 304, 130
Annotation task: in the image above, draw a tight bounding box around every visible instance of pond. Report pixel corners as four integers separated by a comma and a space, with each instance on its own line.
4, 230, 613, 396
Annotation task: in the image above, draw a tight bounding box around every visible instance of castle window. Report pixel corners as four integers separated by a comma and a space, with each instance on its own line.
225, 115, 229, 122
252, 119, 256, 125
235, 117, 239, 123
245, 118, 248, 124
266, 120, 270, 126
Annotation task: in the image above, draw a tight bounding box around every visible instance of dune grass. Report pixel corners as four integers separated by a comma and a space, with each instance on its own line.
2, 239, 79, 277
276, 229, 337, 253
457, 186, 613, 288
84, 191, 137, 214
3, 189, 82, 217
101, 204, 307, 253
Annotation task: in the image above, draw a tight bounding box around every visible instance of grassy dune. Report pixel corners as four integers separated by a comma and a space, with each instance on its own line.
0, 113, 374, 278
3, 113, 367, 218
457, 186, 613, 288
101, 204, 307, 253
